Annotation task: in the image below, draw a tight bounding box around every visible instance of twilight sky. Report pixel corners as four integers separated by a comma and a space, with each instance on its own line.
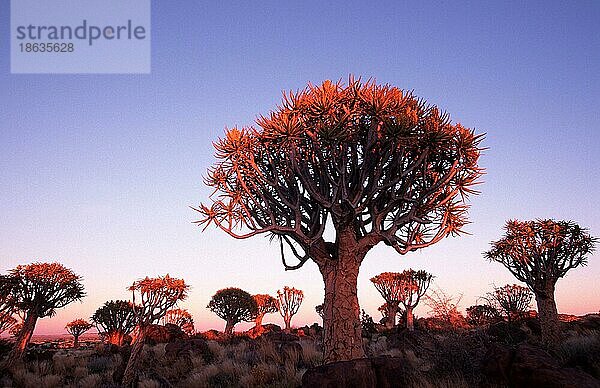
1, 1, 599, 334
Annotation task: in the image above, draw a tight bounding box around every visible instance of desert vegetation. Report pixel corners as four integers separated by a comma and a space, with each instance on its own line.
0, 78, 598, 387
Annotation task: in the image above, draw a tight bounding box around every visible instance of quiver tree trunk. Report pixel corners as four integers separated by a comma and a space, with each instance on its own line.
319, 242, 366, 364
121, 326, 147, 387
385, 303, 398, 330
106, 331, 126, 346
2, 312, 38, 371
406, 306, 414, 331
254, 314, 265, 328
534, 285, 560, 345
72, 335, 80, 349
224, 320, 235, 335
283, 317, 291, 333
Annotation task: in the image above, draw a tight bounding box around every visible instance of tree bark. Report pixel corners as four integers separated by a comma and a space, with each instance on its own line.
406, 306, 414, 331
224, 320, 235, 335
534, 285, 560, 345
385, 303, 398, 330
106, 331, 126, 346
2, 311, 38, 371
121, 326, 146, 387
254, 314, 264, 329
283, 316, 291, 333
319, 235, 366, 363
73, 335, 79, 349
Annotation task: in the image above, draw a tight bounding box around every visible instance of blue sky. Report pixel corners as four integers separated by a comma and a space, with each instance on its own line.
1, 1, 599, 334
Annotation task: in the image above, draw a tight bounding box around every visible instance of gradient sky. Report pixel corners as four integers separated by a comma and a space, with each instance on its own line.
1, 1, 599, 335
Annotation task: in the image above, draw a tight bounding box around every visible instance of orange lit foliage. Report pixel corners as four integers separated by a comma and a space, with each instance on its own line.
162, 308, 195, 335
252, 294, 278, 328
195, 78, 484, 362
485, 219, 597, 343
65, 319, 92, 348
277, 286, 303, 332
122, 275, 188, 386
0, 275, 18, 335
1, 262, 84, 367
91, 300, 136, 346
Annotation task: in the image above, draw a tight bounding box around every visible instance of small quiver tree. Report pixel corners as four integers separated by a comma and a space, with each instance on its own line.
207, 288, 258, 335
485, 219, 597, 344
65, 319, 92, 348
1, 262, 84, 370
484, 284, 532, 324
122, 275, 188, 387
195, 78, 484, 362
370, 273, 403, 329
466, 304, 501, 327
397, 269, 433, 331
162, 308, 195, 335
277, 286, 304, 333
91, 300, 136, 346
252, 294, 278, 329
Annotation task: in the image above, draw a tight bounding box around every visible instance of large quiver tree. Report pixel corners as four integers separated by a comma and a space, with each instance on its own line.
1, 262, 84, 370
485, 219, 597, 344
195, 78, 484, 362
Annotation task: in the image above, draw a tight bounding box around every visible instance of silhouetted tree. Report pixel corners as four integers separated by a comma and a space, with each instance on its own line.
65, 319, 92, 348
195, 78, 484, 362
277, 286, 304, 332
484, 284, 532, 324
252, 294, 278, 328
162, 308, 195, 335
370, 273, 403, 329
397, 269, 433, 331
208, 288, 257, 335
485, 219, 597, 344
91, 300, 136, 346
1, 263, 84, 370
122, 275, 188, 386
315, 304, 324, 320
466, 304, 501, 327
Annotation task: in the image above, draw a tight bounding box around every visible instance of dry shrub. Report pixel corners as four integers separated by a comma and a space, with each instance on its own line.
78, 374, 103, 387
239, 363, 279, 387
138, 378, 161, 388
299, 339, 322, 367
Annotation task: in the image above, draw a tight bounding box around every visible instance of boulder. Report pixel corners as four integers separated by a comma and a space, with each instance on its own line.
302, 356, 412, 388
144, 323, 187, 345
164, 338, 215, 364
482, 343, 600, 388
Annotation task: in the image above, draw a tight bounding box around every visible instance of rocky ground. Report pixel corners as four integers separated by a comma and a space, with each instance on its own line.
0, 315, 599, 387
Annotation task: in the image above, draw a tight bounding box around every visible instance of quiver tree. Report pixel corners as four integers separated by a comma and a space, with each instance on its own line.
65, 319, 92, 348
277, 286, 304, 332
194, 78, 484, 362
161, 308, 195, 335
0, 275, 18, 335
1, 262, 84, 369
483, 284, 532, 324
466, 305, 501, 327
485, 219, 597, 344
122, 275, 188, 387
370, 273, 403, 329
252, 294, 278, 328
397, 269, 433, 331
91, 300, 136, 346
207, 288, 258, 335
